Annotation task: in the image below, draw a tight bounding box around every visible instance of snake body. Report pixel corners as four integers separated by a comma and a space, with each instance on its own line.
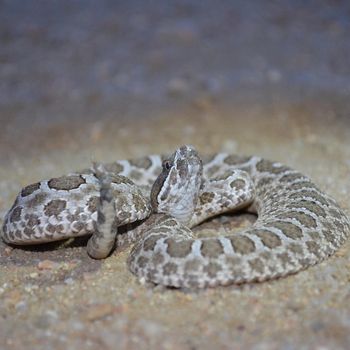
2, 146, 349, 288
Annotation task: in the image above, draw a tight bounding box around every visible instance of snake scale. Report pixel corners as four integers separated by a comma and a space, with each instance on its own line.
2, 145, 349, 288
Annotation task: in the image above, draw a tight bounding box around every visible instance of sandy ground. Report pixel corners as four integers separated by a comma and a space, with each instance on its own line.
1, 1, 350, 349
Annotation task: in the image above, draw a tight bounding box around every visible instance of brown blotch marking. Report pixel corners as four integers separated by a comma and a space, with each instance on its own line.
268, 220, 303, 239
26, 214, 41, 227
73, 221, 85, 232
288, 242, 304, 255
293, 211, 317, 229
287, 200, 327, 217
256, 159, 289, 174
21, 182, 40, 197
103, 162, 124, 174
143, 234, 166, 251
48, 175, 85, 191
224, 154, 251, 165
279, 173, 304, 183
203, 262, 222, 278
307, 231, 320, 241
306, 241, 322, 258
184, 258, 201, 272
254, 229, 282, 249
10, 206, 22, 222
23, 227, 35, 237
230, 179, 246, 191
162, 262, 178, 275
277, 252, 293, 268
248, 258, 265, 274
260, 251, 272, 260
152, 252, 165, 265
44, 199, 67, 217
137, 256, 149, 268
87, 196, 99, 213
229, 235, 256, 254
45, 224, 57, 234
199, 192, 215, 205
129, 157, 152, 170
322, 228, 335, 243
146, 268, 158, 281
277, 211, 317, 229
165, 238, 193, 258
200, 239, 224, 258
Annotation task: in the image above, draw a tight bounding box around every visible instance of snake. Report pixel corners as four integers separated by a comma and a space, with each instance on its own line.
1, 145, 349, 288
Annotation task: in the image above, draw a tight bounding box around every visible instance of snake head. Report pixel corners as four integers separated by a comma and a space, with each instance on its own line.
150, 145, 203, 225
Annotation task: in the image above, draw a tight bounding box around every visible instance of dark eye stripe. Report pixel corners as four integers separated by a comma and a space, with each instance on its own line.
150, 170, 170, 210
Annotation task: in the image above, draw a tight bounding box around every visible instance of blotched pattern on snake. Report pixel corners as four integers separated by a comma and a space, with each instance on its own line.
2, 145, 349, 288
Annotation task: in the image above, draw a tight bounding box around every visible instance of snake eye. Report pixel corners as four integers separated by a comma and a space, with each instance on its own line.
163, 160, 172, 170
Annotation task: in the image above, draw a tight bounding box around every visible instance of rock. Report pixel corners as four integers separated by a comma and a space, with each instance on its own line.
37, 260, 58, 270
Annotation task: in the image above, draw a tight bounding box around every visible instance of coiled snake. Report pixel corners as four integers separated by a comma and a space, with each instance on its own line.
2, 145, 349, 288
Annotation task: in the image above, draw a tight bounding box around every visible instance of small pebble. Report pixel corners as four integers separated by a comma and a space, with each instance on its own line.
4, 247, 13, 255
38, 260, 58, 270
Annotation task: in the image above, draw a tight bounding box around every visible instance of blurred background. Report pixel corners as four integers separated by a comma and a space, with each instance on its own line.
1, 0, 350, 160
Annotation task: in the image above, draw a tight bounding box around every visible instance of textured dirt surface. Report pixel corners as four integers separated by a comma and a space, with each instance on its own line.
1, 1, 350, 349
